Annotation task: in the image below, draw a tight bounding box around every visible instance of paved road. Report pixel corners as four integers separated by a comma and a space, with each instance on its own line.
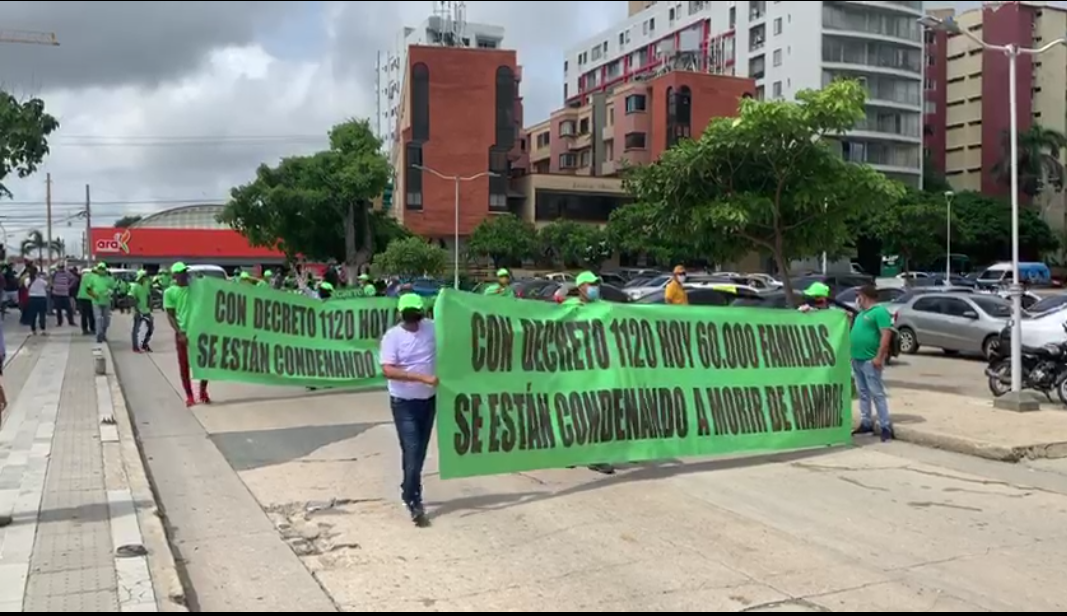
110, 319, 1067, 612
884, 350, 991, 400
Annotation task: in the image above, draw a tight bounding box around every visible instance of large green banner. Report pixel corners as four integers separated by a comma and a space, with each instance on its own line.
187, 277, 424, 388
434, 289, 852, 479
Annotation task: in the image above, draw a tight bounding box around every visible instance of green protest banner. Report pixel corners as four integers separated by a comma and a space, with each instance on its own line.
434, 290, 852, 479
186, 277, 433, 388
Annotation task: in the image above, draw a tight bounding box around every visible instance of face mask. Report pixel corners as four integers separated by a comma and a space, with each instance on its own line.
401, 309, 423, 324
585, 286, 601, 301
677, 274, 687, 283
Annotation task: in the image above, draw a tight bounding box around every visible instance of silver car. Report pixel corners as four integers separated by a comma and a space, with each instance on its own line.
894, 292, 1011, 358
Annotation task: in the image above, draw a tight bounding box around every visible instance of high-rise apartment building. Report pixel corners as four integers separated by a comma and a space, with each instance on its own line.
376, 8, 505, 157
925, 0, 1067, 224
562, 1, 926, 186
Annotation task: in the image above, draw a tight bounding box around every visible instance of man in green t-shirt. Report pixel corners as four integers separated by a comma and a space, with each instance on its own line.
850, 285, 894, 441
164, 262, 210, 407
87, 263, 116, 344
130, 270, 155, 353
358, 274, 377, 297
483, 269, 516, 298
76, 266, 97, 336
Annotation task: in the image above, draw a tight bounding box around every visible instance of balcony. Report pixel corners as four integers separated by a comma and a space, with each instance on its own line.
822, 4, 921, 45
822, 39, 922, 75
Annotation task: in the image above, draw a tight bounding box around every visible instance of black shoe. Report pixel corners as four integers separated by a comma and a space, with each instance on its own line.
880, 427, 895, 443
588, 463, 616, 475
0, 514, 12, 528
142, 344, 153, 353
852, 424, 874, 436
408, 502, 430, 527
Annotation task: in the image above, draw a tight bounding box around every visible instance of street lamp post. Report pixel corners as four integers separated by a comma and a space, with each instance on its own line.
944, 190, 954, 281
919, 12, 1066, 406
411, 164, 501, 290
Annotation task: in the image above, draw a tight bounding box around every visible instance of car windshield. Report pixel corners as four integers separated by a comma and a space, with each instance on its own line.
640, 275, 671, 288
836, 288, 859, 303
972, 296, 1011, 318
1028, 295, 1067, 314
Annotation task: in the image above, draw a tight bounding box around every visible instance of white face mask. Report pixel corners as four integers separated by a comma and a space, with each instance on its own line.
677, 274, 687, 282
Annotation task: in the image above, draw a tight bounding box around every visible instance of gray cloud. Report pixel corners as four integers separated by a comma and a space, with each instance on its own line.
0, 1, 303, 90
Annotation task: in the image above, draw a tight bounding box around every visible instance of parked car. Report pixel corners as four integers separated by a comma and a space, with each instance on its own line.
836, 286, 905, 310
790, 274, 874, 297
549, 282, 630, 303
894, 292, 1011, 358
633, 286, 736, 306
1026, 294, 1067, 316
512, 279, 556, 299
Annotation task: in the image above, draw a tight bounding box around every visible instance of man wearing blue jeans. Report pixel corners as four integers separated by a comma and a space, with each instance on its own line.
851, 285, 894, 442
379, 293, 437, 526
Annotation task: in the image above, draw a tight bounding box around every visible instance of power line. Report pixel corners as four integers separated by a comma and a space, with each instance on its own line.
2, 199, 224, 206
50, 134, 328, 148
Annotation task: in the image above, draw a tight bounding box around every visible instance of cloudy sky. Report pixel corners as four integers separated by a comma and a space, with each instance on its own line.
0, 1, 1044, 255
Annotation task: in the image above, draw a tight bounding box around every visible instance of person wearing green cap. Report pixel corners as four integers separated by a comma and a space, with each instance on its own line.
359, 274, 377, 297
239, 271, 256, 285
798, 282, 832, 313
380, 292, 437, 527
130, 270, 155, 353
76, 265, 99, 335
87, 263, 116, 343
483, 269, 516, 297
563, 272, 616, 476
259, 269, 274, 288
164, 262, 211, 407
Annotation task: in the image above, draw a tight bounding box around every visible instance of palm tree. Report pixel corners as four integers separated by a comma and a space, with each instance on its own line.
992, 124, 1067, 199
19, 230, 65, 263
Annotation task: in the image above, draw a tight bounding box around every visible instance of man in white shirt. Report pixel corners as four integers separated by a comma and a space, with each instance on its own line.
25, 266, 49, 335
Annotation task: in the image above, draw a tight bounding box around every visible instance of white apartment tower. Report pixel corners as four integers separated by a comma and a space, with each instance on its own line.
375, 2, 506, 155
563, 1, 926, 185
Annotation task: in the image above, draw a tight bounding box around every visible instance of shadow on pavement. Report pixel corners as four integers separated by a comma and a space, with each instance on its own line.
208, 386, 387, 408
427, 447, 835, 520
210, 422, 388, 471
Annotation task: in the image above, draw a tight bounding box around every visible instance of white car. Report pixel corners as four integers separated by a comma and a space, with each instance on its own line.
188, 265, 228, 280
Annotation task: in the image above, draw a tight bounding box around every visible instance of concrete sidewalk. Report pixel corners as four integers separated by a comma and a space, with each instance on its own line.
0, 330, 181, 612
871, 387, 1067, 462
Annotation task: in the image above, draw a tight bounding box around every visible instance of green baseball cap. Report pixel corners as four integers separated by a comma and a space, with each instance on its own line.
397, 293, 424, 312
575, 271, 599, 286
264, 270, 273, 277
496, 268, 510, 277
804, 282, 831, 298
136, 269, 147, 278
319, 282, 334, 292
171, 262, 188, 274
95, 262, 107, 271
239, 271, 251, 279
359, 274, 371, 281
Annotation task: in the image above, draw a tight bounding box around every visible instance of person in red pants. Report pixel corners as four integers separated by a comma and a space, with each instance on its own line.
163, 262, 210, 407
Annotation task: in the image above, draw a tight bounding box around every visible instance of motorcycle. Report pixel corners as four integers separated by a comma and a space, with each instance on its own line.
985, 322, 1067, 403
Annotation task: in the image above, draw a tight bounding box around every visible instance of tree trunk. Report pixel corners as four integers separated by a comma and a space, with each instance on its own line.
343, 202, 358, 285
772, 232, 797, 307
355, 201, 373, 273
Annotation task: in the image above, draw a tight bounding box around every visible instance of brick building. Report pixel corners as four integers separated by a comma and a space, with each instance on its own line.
392, 45, 525, 241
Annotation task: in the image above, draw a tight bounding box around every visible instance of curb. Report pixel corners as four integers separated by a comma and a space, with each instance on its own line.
893, 425, 1067, 463
100, 345, 190, 612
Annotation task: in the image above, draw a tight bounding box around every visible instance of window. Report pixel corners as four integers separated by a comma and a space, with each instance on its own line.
592, 45, 603, 61
729, 6, 736, 28
534, 189, 631, 222
669, 7, 676, 21
559, 153, 578, 168
624, 132, 647, 150
625, 94, 647, 113
411, 63, 430, 141
773, 48, 782, 66
911, 297, 939, 312
772, 81, 782, 98
580, 149, 592, 167
608, 106, 615, 125
579, 117, 590, 134
619, 32, 626, 46
560, 120, 577, 137
774, 17, 782, 35
536, 132, 551, 148
405, 144, 423, 210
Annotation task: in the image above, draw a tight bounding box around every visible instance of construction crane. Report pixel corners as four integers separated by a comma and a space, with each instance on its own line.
0, 29, 59, 46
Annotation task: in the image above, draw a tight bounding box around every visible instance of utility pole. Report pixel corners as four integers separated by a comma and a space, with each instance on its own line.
46, 173, 53, 265
85, 184, 92, 260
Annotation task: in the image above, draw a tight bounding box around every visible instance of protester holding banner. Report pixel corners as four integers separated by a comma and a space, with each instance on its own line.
798, 282, 831, 312
564, 271, 616, 476
850, 285, 894, 442
359, 274, 377, 297
483, 269, 516, 297
164, 262, 211, 407
380, 293, 438, 526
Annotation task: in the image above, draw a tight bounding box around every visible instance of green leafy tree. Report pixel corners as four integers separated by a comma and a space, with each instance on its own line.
538, 220, 609, 268
0, 93, 60, 199
372, 237, 447, 277
114, 215, 142, 228
861, 190, 951, 273
219, 119, 392, 279
922, 154, 954, 195
625, 79, 904, 299
606, 201, 690, 265
19, 229, 64, 262
467, 214, 538, 267
951, 191, 1058, 264
992, 124, 1067, 198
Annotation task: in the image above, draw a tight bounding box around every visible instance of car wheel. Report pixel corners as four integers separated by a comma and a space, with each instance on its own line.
982, 335, 1000, 360
898, 327, 919, 355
